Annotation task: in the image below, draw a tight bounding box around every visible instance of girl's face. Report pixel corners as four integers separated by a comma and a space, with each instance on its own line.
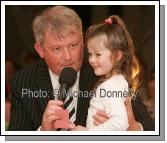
88, 35, 115, 76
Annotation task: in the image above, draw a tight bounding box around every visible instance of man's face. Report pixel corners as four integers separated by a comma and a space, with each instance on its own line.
36, 31, 84, 75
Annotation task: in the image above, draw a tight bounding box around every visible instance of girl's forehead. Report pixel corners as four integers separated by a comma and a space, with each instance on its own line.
88, 35, 108, 52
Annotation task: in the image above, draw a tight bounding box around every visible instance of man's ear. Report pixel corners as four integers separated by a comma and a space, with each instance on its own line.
116, 50, 123, 61
34, 42, 44, 58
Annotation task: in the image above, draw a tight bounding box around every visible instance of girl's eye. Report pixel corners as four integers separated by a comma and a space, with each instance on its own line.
88, 53, 92, 57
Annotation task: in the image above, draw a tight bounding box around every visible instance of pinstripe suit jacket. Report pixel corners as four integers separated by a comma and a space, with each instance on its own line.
8, 58, 154, 131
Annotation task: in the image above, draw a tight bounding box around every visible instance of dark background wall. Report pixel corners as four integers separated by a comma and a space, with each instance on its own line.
5, 5, 155, 78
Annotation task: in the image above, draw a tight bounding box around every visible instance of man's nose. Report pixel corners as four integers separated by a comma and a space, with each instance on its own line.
63, 48, 72, 60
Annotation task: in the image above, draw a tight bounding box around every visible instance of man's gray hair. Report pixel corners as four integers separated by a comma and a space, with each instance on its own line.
32, 6, 82, 46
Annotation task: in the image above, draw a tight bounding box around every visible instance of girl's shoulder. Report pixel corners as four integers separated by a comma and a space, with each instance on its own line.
98, 74, 128, 90
108, 74, 127, 83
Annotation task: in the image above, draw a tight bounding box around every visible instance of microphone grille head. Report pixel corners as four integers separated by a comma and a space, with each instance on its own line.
59, 67, 77, 87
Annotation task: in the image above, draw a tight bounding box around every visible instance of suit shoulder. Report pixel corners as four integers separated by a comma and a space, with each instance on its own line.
9, 60, 44, 88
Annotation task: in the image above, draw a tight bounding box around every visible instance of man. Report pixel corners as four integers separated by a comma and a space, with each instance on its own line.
8, 6, 154, 131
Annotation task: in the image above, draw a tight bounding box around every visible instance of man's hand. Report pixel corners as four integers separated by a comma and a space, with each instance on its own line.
70, 125, 88, 131
41, 100, 63, 131
93, 110, 109, 126
125, 96, 142, 131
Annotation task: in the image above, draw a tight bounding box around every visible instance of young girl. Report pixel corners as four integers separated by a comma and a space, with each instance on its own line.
72, 15, 141, 131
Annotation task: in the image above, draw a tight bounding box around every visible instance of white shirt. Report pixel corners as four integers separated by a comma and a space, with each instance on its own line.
49, 68, 80, 111
86, 74, 129, 131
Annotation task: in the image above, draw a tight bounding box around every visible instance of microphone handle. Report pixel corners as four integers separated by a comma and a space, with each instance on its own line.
58, 83, 69, 102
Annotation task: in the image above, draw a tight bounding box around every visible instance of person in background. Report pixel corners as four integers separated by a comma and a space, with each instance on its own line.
5, 59, 17, 100
144, 69, 155, 120
5, 59, 17, 129
23, 53, 39, 66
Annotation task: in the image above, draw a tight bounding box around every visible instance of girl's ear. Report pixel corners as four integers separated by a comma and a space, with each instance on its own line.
116, 50, 123, 61
34, 42, 44, 58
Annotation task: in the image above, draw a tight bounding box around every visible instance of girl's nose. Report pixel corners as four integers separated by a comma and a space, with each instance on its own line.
89, 55, 96, 64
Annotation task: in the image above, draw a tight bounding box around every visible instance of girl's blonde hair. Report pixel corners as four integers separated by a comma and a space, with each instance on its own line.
86, 15, 141, 92
32, 6, 82, 46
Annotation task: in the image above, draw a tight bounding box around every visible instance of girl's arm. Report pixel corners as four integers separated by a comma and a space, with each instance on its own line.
89, 96, 129, 131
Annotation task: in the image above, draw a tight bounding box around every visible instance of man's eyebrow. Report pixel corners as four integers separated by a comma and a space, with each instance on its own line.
66, 41, 80, 47
49, 45, 62, 49
69, 40, 80, 44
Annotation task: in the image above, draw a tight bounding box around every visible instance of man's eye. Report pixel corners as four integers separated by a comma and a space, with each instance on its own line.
95, 53, 101, 56
70, 43, 78, 49
54, 48, 61, 53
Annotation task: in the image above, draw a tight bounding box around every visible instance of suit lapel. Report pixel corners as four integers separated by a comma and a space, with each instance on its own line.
35, 59, 54, 111
75, 61, 98, 125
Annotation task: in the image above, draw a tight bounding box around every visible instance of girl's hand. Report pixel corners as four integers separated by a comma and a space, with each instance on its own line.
70, 125, 88, 131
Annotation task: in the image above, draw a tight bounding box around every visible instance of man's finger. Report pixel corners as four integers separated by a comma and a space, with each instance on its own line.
124, 96, 136, 124
93, 114, 108, 124
69, 122, 76, 129
46, 114, 62, 123
125, 96, 132, 106
93, 119, 101, 126
48, 100, 64, 106
44, 109, 60, 117
96, 110, 109, 117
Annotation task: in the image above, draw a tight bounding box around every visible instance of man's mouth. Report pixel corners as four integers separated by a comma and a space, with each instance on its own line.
63, 64, 74, 67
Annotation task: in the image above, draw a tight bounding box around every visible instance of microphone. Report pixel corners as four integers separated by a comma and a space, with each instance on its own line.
58, 67, 77, 102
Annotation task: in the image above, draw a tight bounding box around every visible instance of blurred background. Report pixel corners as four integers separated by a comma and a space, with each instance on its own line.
5, 5, 155, 129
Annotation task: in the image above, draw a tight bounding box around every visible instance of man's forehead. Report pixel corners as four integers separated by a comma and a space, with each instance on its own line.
45, 31, 82, 43
46, 29, 81, 37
